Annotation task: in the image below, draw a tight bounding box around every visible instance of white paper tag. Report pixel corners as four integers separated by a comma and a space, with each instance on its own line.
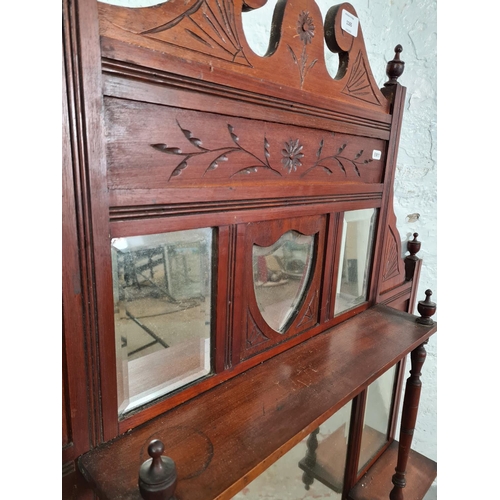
341, 10, 359, 37
372, 150, 382, 160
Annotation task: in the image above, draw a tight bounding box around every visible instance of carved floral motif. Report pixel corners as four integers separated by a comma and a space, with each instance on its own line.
287, 11, 318, 88
281, 139, 304, 172
297, 11, 315, 45
151, 124, 373, 181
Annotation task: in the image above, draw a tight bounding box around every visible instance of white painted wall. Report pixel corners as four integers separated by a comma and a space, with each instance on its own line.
103, 0, 438, 466
243, 1, 437, 466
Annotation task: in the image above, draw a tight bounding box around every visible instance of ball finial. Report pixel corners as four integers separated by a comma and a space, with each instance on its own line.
139, 439, 178, 500
148, 440, 164, 459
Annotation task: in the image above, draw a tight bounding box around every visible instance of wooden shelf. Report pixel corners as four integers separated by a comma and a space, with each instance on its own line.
78, 305, 436, 500
348, 440, 437, 500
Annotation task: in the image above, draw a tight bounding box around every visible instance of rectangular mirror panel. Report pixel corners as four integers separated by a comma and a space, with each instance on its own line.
357, 364, 397, 474
111, 228, 213, 416
232, 401, 352, 499
334, 209, 377, 316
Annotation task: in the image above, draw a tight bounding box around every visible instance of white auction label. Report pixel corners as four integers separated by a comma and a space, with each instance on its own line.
341, 10, 359, 37
372, 150, 382, 160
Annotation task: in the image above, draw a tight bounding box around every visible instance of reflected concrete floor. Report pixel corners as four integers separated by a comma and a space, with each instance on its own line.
232, 435, 437, 500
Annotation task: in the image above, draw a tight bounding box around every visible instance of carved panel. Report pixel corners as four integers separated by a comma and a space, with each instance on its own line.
98, 0, 390, 113
239, 216, 325, 361
382, 226, 401, 282
342, 52, 383, 106
105, 97, 387, 195
246, 310, 270, 348
297, 291, 318, 329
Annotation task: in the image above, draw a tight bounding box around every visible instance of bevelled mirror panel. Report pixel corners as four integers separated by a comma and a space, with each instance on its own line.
111, 228, 213, 416
334, 209, 377, 316
253, 231, 314, 333
357, 364, 397, 474
232, 400, 352, 499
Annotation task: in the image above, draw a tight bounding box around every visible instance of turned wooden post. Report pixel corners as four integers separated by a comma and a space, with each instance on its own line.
301, 427, 320, 490
390, 291, 435, 500
139, 439, 177, 500
389, 342, 427, 500
404, 233, 421, 281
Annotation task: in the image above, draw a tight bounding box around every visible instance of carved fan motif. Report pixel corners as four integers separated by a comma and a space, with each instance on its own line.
382, 227, 401, 281
342, 52, 382, 106
140, 0, 251, 66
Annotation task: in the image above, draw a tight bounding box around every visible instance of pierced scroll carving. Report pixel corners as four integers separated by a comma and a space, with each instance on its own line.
382, 226, 401, 282
98, 1, 390, 111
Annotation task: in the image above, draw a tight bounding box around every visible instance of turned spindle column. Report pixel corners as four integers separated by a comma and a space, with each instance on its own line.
301, 427, 320, 490
139, 439, 177, 500
390, 291, 436, 500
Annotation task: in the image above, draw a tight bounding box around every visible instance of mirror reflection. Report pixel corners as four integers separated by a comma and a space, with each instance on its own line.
358, 365, 397, 473
253, 231, 314, 333
335, 209, 377, 316
111, 228, 213, 415
232, 401, 352, 499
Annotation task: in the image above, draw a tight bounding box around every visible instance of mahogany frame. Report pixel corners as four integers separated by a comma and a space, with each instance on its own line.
62, 0, 434, 498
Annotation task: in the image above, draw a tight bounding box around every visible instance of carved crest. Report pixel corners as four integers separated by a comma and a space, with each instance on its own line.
98, 0, 389, 112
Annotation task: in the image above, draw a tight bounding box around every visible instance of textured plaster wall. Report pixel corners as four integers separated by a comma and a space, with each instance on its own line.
241, 2, 437, 465
104, 0, 438, 464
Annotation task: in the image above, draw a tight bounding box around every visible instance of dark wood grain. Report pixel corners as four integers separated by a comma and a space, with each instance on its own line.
79, 305, 436, 500
390, 341, 428, 500
97, 0, 390, 113
63, 1, 435, 498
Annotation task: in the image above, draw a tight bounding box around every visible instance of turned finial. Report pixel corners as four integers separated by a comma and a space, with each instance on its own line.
404, 233, 421, 281
407, 233, 421, 257
384, 44, 405, 86
139, 439, 177, 500
416, 289, 436, 326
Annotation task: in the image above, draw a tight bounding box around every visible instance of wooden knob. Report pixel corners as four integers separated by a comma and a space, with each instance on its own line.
139, 439, 177, 500
416, 289, 436, 325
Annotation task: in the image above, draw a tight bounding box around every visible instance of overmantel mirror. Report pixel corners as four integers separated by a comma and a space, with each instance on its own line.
62, 0, 437, 499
